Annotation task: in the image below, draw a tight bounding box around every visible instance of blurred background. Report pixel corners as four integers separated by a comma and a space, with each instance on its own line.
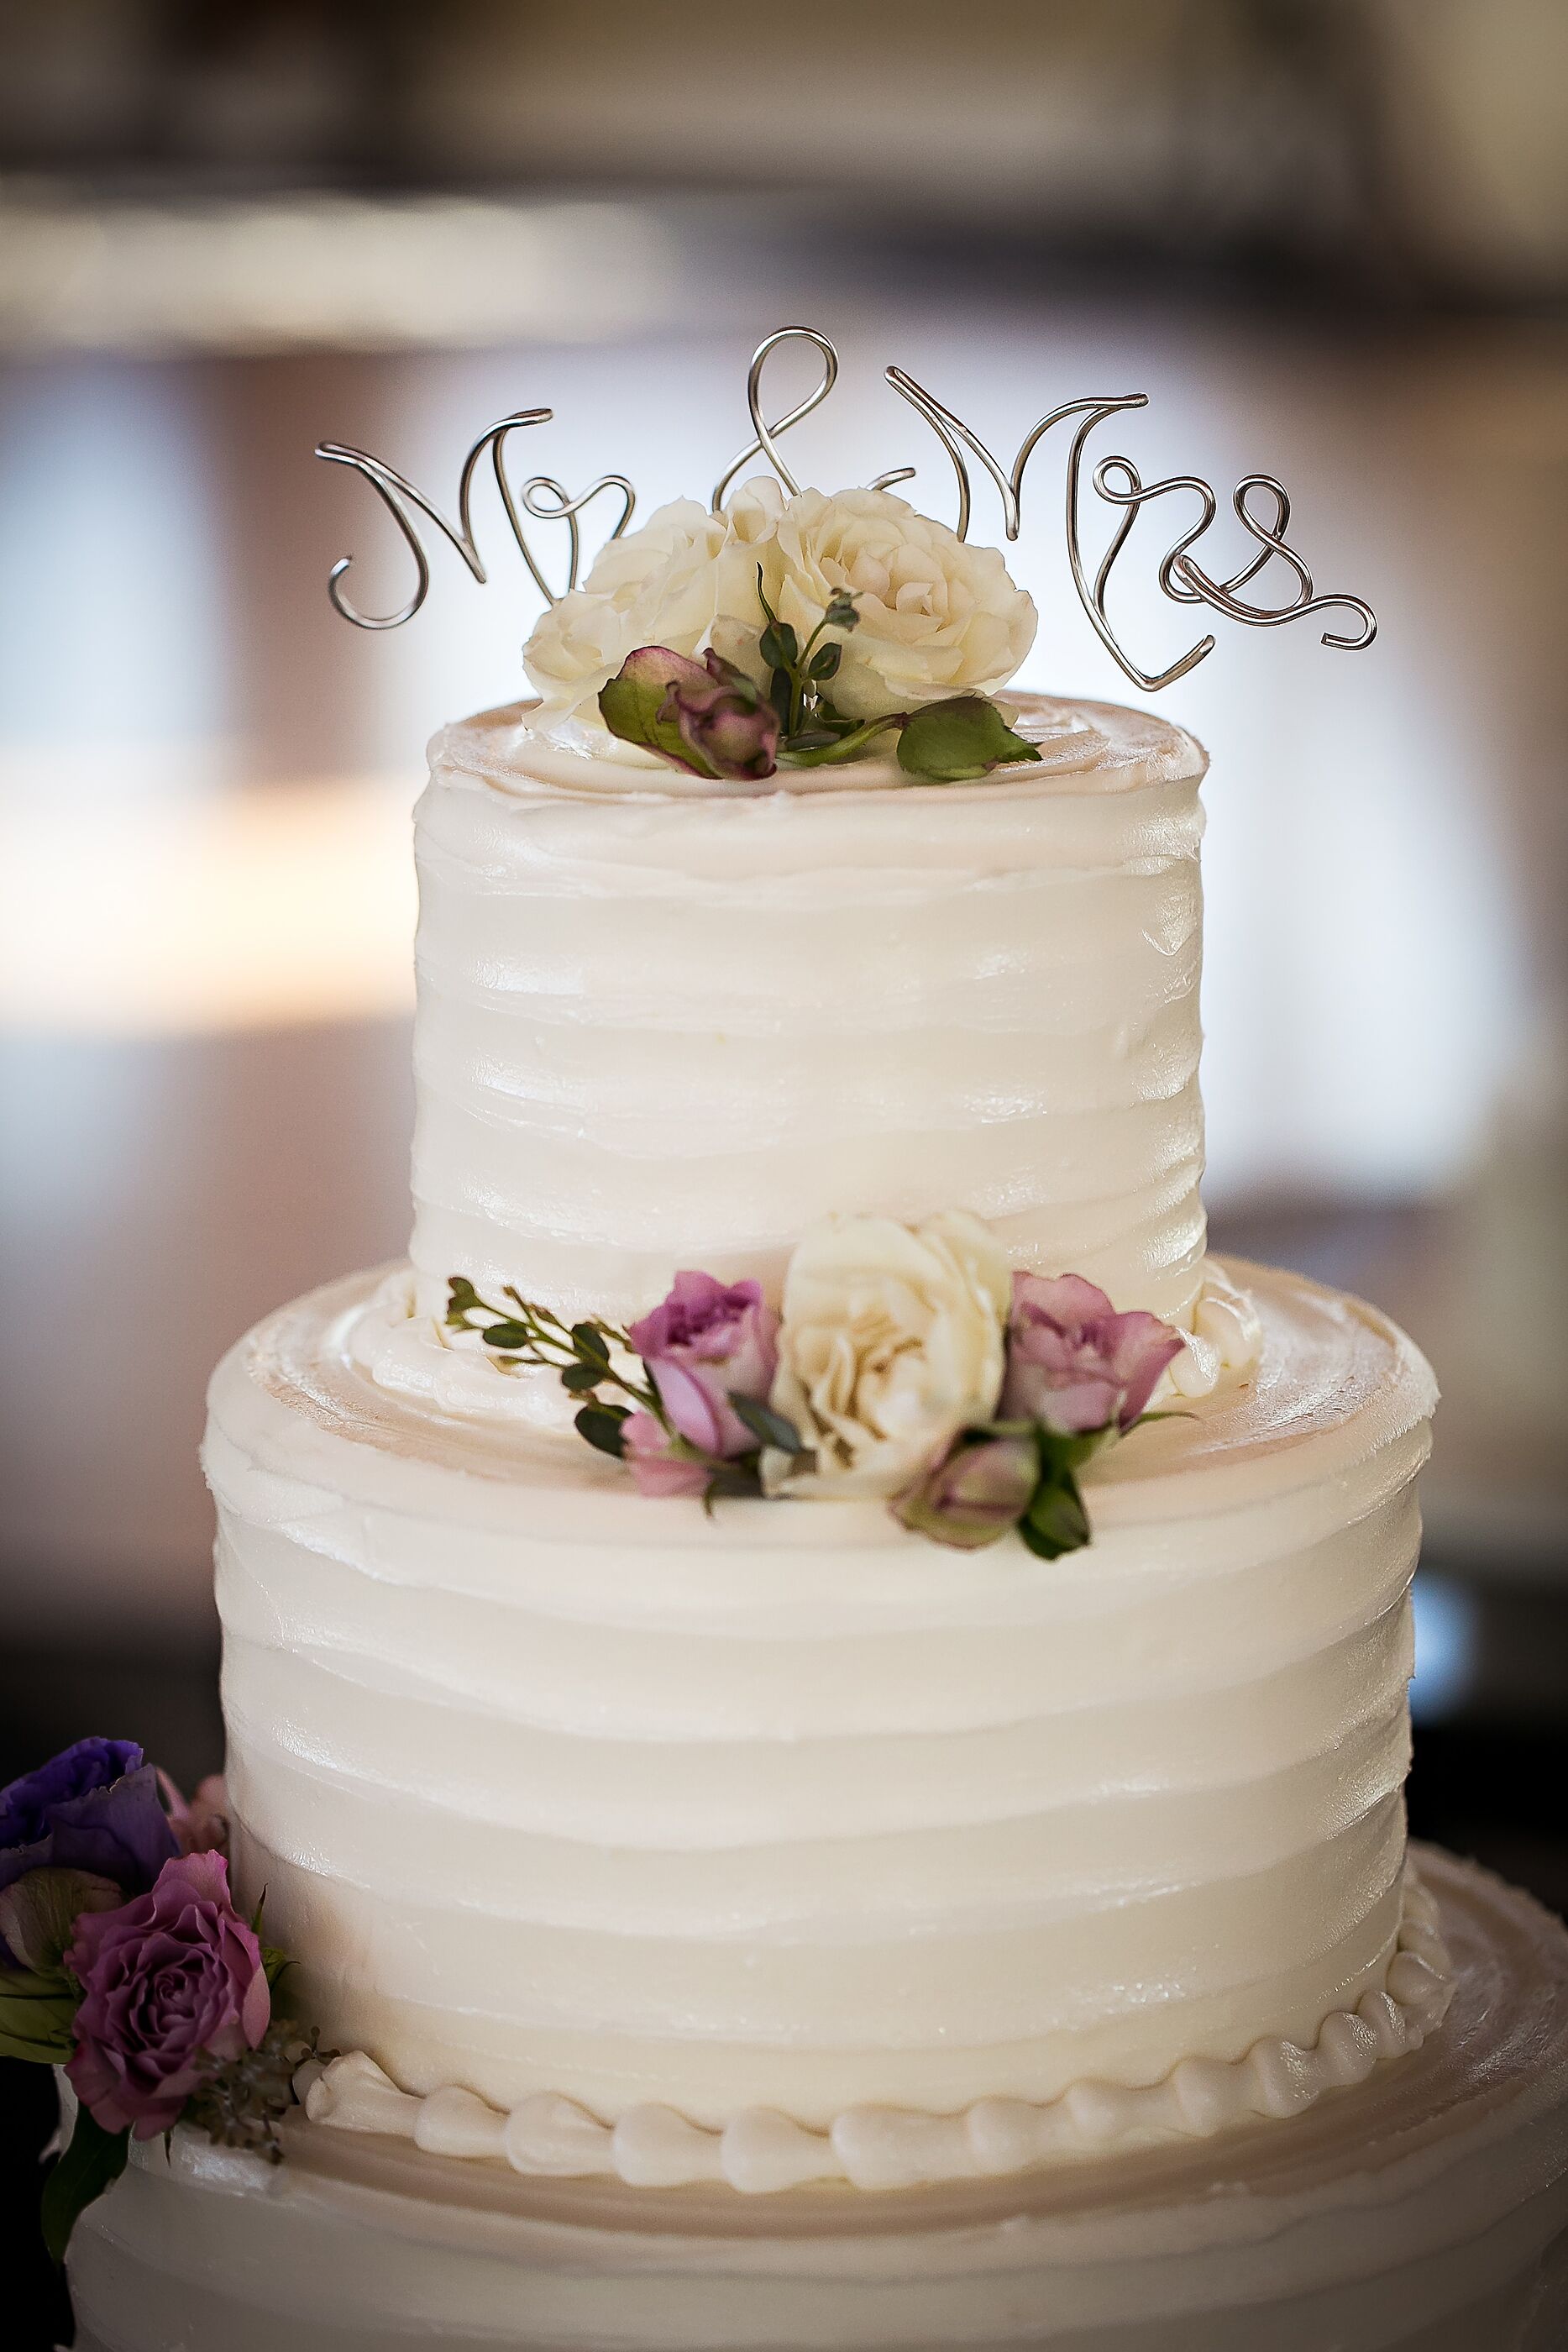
2, 0, 1565, 2313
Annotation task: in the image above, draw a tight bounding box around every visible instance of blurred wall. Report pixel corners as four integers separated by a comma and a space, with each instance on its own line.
1, 1, 1565, 305
1, 0, 1564, 1635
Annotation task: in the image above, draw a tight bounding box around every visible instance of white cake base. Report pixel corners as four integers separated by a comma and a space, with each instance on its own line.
66, 1851, 1568, 2351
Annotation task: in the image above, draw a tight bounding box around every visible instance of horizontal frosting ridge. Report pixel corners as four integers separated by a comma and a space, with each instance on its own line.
297, 1867, 1453, 2192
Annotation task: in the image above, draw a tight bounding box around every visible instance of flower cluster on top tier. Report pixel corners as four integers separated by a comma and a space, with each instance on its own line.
521, 480, 1044, 785
446, 1211, 1185, 1557
0, 1742, 317, 2262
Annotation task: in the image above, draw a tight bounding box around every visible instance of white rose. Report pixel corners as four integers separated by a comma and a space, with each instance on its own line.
718, 486, 1037, 722
708, 475, 785, 675
768, 1210, 1013, 1499
522, 498, 727, 727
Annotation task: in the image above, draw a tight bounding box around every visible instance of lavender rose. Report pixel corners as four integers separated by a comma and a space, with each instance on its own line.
628, 1271, 779, 1460
65, 1850, 270, 2139
894, 1431, 1038, 1550
620, 1410, 712, 1499
0, 1740, 178, 1948
1003, 1273, 1184, 1435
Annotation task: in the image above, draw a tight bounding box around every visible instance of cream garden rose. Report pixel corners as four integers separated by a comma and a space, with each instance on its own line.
716, 484, 1037, 722
522, 498, 727, 727
523, 478, 1038, 740
768, 1210, 1013, 1498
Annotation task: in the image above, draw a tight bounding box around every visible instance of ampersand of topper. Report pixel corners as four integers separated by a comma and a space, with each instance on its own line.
316, 324, 1376, 691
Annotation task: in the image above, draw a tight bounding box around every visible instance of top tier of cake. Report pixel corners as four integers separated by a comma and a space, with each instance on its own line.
408, 691, 1209, 1336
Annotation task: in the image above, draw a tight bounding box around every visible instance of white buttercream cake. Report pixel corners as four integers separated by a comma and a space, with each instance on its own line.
70, 677, 1568, 2342
208, 691, 1443, 2170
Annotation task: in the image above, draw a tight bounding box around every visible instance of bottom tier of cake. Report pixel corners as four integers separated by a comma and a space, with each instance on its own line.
65, 1851, 1568, 2352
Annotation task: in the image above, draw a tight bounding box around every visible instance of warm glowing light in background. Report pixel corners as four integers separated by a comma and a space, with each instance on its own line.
0, 776, 416, 1034
0, 195, 673, 352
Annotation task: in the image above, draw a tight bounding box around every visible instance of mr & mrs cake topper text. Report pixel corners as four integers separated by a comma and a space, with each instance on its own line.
315, 323, 1375, 694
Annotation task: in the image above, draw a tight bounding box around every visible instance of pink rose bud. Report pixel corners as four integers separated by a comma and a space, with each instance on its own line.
627, 1271, 779, 1459
621, 1410, 711, 1498
605, 648, 779, 782
660, 651, 780, 782
1003, 1272, 1184, 1435
65, 1850, 270, 2139
894, 1432, 1039, 1550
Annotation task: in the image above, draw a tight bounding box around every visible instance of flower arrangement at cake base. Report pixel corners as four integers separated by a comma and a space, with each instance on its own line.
448, 1210, 1188, 1556
0, 1740, 319, 2260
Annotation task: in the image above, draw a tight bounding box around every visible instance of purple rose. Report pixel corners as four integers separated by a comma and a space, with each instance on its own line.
0, 1740, 179, 1950
1003, 1273, 1184, 1435
65, 1850, 270, 2139
628, 1271, 779, 1460
894, 1432, 1038, 1550
621, 1410, 711, 1499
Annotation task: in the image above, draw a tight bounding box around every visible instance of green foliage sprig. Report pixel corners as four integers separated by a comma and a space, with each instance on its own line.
755, 576, 902, 767
445, 1278, 807, 1509
184, 2023, 334, 2166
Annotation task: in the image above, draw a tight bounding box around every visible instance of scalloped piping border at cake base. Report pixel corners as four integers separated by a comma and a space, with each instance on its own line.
296, 1868, 1455, 2196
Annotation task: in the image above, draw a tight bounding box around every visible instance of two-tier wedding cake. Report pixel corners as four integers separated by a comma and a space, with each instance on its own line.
28, 342, 1566, 2348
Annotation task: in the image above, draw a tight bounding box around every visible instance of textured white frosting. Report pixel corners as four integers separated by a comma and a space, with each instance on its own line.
66, 1854, 1568, 2352
406, 695, 1209, 1423
206, 1255, 1434, 2140
301, 1868, 1453, 2192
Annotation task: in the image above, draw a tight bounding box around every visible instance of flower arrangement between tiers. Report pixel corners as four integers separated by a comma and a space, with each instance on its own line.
524, 480, 1046, 785
447, 1211, 1185, 1555
0, 1744, 320, 2260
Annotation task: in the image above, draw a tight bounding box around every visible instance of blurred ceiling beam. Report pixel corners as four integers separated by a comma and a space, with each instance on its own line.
0, 0, 1561, 335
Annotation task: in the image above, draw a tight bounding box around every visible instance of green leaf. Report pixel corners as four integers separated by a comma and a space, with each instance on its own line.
808, 642, 842, 680
445, 1275, 480, 1327
1018, 1467, 1092, 1560
575, 1404, 630, 1459
728, 1395, 802, 1454
41, 2103, 128, 2266
779, 714, 905, 769
0, 1867, 119, 1977
0, 1961, 80, 2064
758, 620, 798, 671
702, 1462, 763, 1512
561, 1362, 602, 1394
1032, 1424, 1112, 1482
260, 1943, 291, 1992
480, 1320, 528, 1352
570, 1322, 611, 1362
896, 696, 1045, 784
768, 669, 793, 730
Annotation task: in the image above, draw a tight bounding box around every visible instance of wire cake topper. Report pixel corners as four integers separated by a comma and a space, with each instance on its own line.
316, 324, 1374, 691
